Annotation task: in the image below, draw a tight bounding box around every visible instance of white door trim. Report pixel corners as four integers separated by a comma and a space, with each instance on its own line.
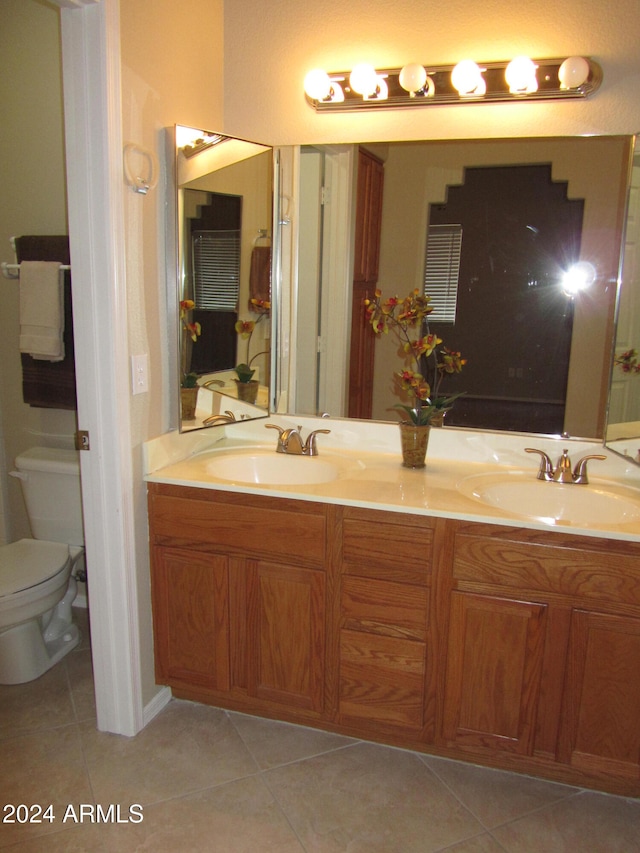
58, 0, 144, 735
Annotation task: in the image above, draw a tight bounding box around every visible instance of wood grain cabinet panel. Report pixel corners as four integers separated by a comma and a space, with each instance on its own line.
560, 609, 640, 780
152, 547, 230, 691
247, 560, 326, 714
339, 628, 426, 730
442, 591, 546, 756
337, 512, 432, 734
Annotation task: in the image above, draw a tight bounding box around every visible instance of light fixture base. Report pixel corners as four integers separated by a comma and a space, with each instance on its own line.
305, 57, 602, 111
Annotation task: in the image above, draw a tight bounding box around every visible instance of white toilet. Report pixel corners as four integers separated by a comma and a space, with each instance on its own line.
0, 446, 84, 684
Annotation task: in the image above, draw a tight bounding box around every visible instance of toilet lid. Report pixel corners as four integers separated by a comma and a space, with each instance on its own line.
0, 539, 71, 597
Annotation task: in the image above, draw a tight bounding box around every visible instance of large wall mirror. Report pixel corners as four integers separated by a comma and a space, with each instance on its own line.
175, 125, 273, 432
172, 128, 639, 450
278, 135, 635, 443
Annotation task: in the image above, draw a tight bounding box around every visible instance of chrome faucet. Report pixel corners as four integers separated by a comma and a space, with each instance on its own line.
265, 423, 331, 456
525, 447, 606, 485
202, 410, 237, 426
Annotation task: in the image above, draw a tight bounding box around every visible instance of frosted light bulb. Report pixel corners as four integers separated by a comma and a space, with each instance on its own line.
558, 56, 590, 89
349, 63, 379, 96
505, 56, 538, 93
399, 63, 428, 94
451, 60, 485, 96
304, 69, 332, 101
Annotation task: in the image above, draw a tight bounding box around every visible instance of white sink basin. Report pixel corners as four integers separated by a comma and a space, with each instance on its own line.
457, 471, 640, 527
205, 451, 340, 485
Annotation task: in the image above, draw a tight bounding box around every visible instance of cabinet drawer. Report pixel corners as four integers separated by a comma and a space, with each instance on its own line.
342, 508, 434, 584
452, 527, 640, 607
339, 628, 426, 730
342, 576, 428, 641
149, 487, 326, 568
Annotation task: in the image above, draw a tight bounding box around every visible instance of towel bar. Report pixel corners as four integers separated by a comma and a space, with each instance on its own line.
1, 262, 71, 280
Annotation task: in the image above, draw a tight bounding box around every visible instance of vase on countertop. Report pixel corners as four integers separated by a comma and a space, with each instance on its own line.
399, 422, 430, 468
235, 379, 259, 404
180, 387, 198, 420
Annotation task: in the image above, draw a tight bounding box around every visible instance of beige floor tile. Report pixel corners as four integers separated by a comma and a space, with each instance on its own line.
264, 740, 483, 853
64, 648, 96, 723
0, 663, 76, 741
423, 755, 577, 828
492, 789, 640, 852
439, 834, 509, 852
1, 776, 305, 853
0, 726, 93, 848
79, 699, 259, 806
229, 711, 358, 769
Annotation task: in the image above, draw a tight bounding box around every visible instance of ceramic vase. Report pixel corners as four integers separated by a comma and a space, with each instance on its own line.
399, 422, 430, 468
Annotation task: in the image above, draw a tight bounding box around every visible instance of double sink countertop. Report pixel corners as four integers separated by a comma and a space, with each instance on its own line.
144, 415, 640, 542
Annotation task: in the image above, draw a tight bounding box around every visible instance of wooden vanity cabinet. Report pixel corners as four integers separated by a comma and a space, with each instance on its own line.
439, 520, 640, 792
148, 484, 640, 796
148, 483, 331, 723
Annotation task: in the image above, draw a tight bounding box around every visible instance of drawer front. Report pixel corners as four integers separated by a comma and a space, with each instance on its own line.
339, 629, 426, 730
149, 489, 326, 568
453, 529, 640, 607
342, 576, 428, 641
342, 508, 434, 584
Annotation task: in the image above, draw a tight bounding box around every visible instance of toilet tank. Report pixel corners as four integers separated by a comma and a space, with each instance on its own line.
14, 447, 84, 547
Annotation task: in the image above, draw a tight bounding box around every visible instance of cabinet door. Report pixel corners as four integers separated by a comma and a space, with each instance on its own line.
246, 561, 325, 714
152, 547, 230, 691
560, 609, 640, 780
442, 591, 546, 755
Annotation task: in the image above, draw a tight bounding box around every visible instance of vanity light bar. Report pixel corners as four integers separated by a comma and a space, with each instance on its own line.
304, 57, 602, 112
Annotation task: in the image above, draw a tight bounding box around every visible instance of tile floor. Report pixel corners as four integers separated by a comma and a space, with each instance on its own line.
2, 607, 640, 852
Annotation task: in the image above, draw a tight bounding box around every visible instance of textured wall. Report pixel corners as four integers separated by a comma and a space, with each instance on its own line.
223, 0, 640, 145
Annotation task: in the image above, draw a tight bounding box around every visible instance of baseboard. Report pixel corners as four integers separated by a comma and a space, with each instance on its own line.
143, 685, 172, 728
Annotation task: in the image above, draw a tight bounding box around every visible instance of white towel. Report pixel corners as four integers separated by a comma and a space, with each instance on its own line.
19, 261, 65, 361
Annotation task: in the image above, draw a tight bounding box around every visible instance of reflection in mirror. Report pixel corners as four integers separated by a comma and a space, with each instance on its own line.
606, 134, 640, 463
175, 125, 273, 432
285, 136, 633, 440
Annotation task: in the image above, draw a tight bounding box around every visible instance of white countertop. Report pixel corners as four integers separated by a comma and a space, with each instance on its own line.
144, 416, 640, 542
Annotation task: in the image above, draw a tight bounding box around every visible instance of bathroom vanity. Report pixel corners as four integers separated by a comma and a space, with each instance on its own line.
145, 420, 640, 798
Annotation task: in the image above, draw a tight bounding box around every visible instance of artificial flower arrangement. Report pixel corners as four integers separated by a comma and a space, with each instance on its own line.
234, 298, 271, 385
614, 348, 640, 375
364, 288, 466, 425
179, 299, 202, 387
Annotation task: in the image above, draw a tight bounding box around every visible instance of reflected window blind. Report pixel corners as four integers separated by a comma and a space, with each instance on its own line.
424, 224, 463, 324
192, 230, 241, 311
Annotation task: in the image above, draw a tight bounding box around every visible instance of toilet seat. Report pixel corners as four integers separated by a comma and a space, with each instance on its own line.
0, 539, 71, 598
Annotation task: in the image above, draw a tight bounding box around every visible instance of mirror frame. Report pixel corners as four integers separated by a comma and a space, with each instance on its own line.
274, 136, 635, 445
174, 125, 275, 432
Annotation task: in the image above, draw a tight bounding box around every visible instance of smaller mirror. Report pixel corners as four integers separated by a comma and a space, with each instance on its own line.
175, 125, 273, 432
606, 133, 640, 462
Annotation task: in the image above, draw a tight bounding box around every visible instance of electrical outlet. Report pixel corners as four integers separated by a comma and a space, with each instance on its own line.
131, 354, 149, 395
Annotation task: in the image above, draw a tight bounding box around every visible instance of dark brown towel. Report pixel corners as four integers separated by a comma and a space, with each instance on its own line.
248, 245, 271, 310
15, 236, 76, 410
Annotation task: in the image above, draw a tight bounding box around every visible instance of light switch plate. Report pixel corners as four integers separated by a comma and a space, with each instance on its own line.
131, 354, 149, 395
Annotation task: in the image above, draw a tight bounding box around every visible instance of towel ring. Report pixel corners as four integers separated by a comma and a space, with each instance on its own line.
123, 143, 158, 195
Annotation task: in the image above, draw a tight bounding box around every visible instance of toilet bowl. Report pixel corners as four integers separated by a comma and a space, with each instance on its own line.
0, 447, 84, 684
0, 540, 81, 683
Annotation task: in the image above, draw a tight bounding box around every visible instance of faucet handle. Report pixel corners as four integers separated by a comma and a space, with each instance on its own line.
265, 422, 286, 452
572, 453, 606, 485
525, 447, 554, 480
303, 428, 331, 456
